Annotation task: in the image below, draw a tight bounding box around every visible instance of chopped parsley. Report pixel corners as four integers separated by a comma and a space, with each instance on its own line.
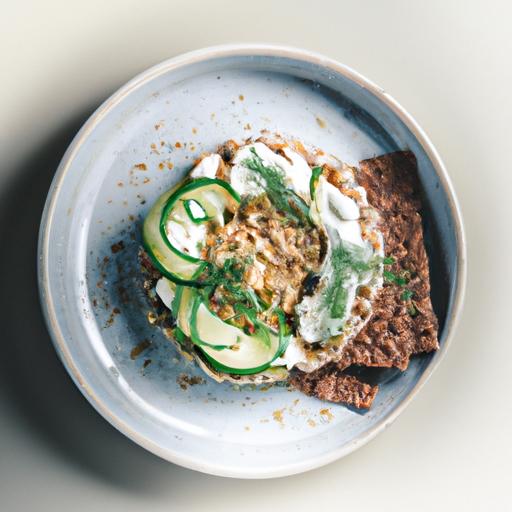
383, 270, 408, 286
400, 289, 414, 301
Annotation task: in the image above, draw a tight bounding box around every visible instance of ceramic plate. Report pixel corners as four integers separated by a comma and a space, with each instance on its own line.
38, 45, 466, 478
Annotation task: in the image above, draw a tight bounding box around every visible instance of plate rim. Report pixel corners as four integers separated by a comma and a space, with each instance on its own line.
38, 43, 467, 479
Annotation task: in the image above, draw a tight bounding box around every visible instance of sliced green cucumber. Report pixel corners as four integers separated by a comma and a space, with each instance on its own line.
142, 177, 239, 285
190, 296, 289, 375
175, 285, 195, 337
183, 198, 210, 223
189, 296, 237, 351
143, 186, 205, 284
160, 178, 240, 263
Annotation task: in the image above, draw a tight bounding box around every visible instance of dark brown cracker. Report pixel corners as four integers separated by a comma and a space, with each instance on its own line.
290, 151, 439, 408
292, 368, 378, 409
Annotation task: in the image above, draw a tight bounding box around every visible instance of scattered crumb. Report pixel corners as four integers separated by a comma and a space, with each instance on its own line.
319, 408, 334, 422
158, 162, 165, 170
272, 408, 285, 426
175, 142, 182, 148
130, 339, 151, 360
316, 116, 326, 128
143, 359, 152, 368
162, 327, 174, 339
147, 311, 158, 324
104, 306, 121, 328
176, 373, 205, 390
134, 163, 147, 171
244, 426, 251, 431
192, 127, 197, 134
239, 94, 244, 101
166, 161, 174, 170
110, 240, 125, 254
293, 398, 300, 406
154, 121, 164, 130
143, 177, 150, 184
243, 123, 252, 131
150, 143, 160, 154
307, 419, 317, 428
210, 113, 216, 120
117, 181, 124, 187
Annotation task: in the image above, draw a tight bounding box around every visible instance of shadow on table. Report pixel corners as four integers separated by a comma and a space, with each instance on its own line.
0, 107, 208, 493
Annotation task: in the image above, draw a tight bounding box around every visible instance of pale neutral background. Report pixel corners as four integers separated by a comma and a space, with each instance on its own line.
1, 1, 510, 510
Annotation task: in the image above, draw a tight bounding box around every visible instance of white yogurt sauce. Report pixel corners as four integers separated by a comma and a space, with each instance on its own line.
296, 175, 380, 344
313, 176, 364, 247
271, 336, 308, 369
166, 219, 206, 259
230, 142, 312, 201
190, 154, 221, 179
187, 199, 206, 219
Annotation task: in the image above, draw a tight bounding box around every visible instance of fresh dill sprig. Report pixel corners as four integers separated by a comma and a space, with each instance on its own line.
242, 148, 309, 223
324, 242, 378, 318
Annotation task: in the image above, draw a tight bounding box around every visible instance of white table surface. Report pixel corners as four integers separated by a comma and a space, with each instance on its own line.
1, 1, 510, 510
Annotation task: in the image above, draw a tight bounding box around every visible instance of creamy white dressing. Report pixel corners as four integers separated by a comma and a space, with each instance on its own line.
166, 219, 205, 258
187, 199, 206, 219
230, 142, 312, 200
201, 189, 225, 226
190, 154, 221, 179
323, 180, 360, 220
295, 243, 368, 344
155, 277, 176, 312
296, 173, 381, 344
271, 336, 308, 369
335, 220, 365, 247
354, 185, 369, 206
313, 176, 364, 247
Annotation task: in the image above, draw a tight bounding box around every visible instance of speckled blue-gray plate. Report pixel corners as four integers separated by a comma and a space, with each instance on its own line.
38, 45, 466, 478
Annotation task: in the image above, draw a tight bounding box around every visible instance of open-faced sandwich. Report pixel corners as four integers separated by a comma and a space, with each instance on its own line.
140, 135, 439, 409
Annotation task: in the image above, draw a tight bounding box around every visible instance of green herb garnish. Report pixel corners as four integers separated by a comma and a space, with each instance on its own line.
309, 166, 323, 199
202, 257, 267, 313
235, 303, 271, 348
242, 148, 309, 224
383, 270, 408, 286
324, 241, 380, 319
383, 256, 395, 265
400, 289, 414, 301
